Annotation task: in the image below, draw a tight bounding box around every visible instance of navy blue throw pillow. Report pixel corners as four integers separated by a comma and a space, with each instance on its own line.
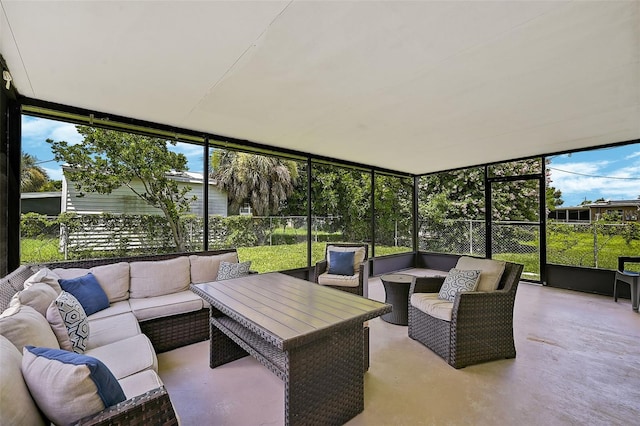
328, 251, 355, 276
59, 273, 109, 316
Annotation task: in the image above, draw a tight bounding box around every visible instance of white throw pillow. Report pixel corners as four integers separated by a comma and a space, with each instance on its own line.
23, 268, 62, 293
438, 268, 481, 301
0, 304, 60, 352
46, 291, 90, 354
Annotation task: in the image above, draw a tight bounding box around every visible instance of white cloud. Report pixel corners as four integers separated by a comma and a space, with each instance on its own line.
43, 166, 63, 181
21, 117, 82, 148
625, 151, 640, 160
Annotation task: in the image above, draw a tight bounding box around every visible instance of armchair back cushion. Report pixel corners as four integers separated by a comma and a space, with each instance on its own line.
326, 245, 366, 275
455, 256, 506, 292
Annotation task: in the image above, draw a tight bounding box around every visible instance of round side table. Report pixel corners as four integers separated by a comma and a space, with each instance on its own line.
380, 273, 414, 325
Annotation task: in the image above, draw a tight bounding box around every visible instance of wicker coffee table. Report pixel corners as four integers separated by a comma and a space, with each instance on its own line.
380, 273, 415, 325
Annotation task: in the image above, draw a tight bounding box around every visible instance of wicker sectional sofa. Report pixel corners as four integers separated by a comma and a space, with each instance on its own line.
0, 249, 241, 425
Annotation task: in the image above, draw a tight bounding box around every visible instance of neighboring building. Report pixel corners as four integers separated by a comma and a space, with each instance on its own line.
62, 167, 228, 217
20, 191, 62, 216
549, 199, 640, 223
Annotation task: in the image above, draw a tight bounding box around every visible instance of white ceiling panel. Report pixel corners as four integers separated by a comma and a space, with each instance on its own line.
1, 0, 638, 174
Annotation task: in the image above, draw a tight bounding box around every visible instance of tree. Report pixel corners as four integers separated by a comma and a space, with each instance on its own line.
48, 126, 195, 251
21, 152, 49, 192
210, 150, 298, 216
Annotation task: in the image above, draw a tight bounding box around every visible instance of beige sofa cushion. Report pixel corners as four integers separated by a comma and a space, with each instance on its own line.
91, 262, 130, 303
52, 267, 90, 280
455, 256, 506, 292
129, 256, 191, 298
11, 282, 58, 316
87, 300, 132, 321
87, 312, 141, 350
85, 333, 157, 380
0, 304, 60, 351
326, 245, 366, 275
317, 273, 359, 288
118, 369, 164, 400
0, 336, 46, 426
23, 268, 62, 293
410, 293, 454, 322
190, 252, 239, 284
129, 290, 204, 321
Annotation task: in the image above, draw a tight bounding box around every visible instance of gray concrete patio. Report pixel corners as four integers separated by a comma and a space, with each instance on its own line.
158, 271, 640, 425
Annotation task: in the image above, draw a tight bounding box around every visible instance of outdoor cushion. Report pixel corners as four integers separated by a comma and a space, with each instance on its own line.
129, 290, 204, 321
21, 346, 126, 426
59, 273, 110, 316
52, 267, 90, 280
0, 304, 60, 351
455, 256, 506, 292
91, 262, 130, 303
85, 333, 158, 380
326, 245, 366, 275
410, 293, 454, 322
87, 300, 132, 321
328, 250, 355, 276
438, 268, 481, 301
0, 336, 46, 426
87, 312, 142, 350
190, 252, 239, 283
317, 273, 359, 288
23, 268, 62, 293
46, 291, 90, 354
217, 260, 252, 280
118, 369, 164, 400
10, 282, 58, 316
129, 256, 191, 298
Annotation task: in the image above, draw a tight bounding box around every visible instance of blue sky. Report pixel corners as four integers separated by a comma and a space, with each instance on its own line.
22, 116, 640, 207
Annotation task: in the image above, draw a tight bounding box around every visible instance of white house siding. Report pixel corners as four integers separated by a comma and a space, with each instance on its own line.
63, 176, 228, 217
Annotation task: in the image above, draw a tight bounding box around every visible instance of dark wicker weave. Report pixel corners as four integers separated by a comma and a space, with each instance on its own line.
0, 265, 36, 312
72, 386, 178, 426
38, 249, 237, 353
313, 243, 369, 296
192, 274, 391, 426
408, 262, 524, 369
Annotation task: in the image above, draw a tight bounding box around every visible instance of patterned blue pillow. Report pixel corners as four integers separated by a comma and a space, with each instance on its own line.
438, 268, 481, 301
217, 261, 252, 281
21, 346, 126, 425
328, 251, 355, 276
59, 273, 109, 316
46, 291, 90, 353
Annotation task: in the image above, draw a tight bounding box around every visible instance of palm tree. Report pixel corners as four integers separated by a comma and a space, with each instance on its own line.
21, 152, 49, 192
211, 150, 298, 216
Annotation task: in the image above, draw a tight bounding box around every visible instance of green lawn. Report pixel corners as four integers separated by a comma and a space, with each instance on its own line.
19, 230, 638, 274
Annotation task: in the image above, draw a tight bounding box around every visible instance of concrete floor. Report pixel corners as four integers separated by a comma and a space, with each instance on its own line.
158, 270, 640, 425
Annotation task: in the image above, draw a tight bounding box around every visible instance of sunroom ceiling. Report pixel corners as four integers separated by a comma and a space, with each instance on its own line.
1, 1, 639, 174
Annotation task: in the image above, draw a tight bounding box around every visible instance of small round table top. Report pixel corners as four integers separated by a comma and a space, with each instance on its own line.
380, 273, 414, 284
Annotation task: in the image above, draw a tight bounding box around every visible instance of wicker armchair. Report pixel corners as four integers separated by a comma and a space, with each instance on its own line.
408, 261, 524, 369
313, 244, 369, 296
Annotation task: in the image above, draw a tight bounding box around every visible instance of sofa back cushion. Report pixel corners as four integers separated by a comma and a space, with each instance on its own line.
91, 262, 130, 303
189, 252, 239, 284
11, 282, 59, 316
0, 336, 46, 426
0, 304, 60, 352
24, 268, 62, 293
52, 267, 91, 280
129, 256, 191, 298
455, 256, 506, 292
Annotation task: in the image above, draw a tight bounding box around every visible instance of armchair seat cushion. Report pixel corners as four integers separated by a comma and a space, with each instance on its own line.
317, 272, 360, 288
410, 293, 453, 322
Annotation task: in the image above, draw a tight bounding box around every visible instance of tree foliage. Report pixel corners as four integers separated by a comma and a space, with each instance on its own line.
47, 126, 195, 251
211, 150, 299, 216
21, 152, 49, 192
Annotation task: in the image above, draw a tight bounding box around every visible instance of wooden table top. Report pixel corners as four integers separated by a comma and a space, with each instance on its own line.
191, 272, 391, 350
